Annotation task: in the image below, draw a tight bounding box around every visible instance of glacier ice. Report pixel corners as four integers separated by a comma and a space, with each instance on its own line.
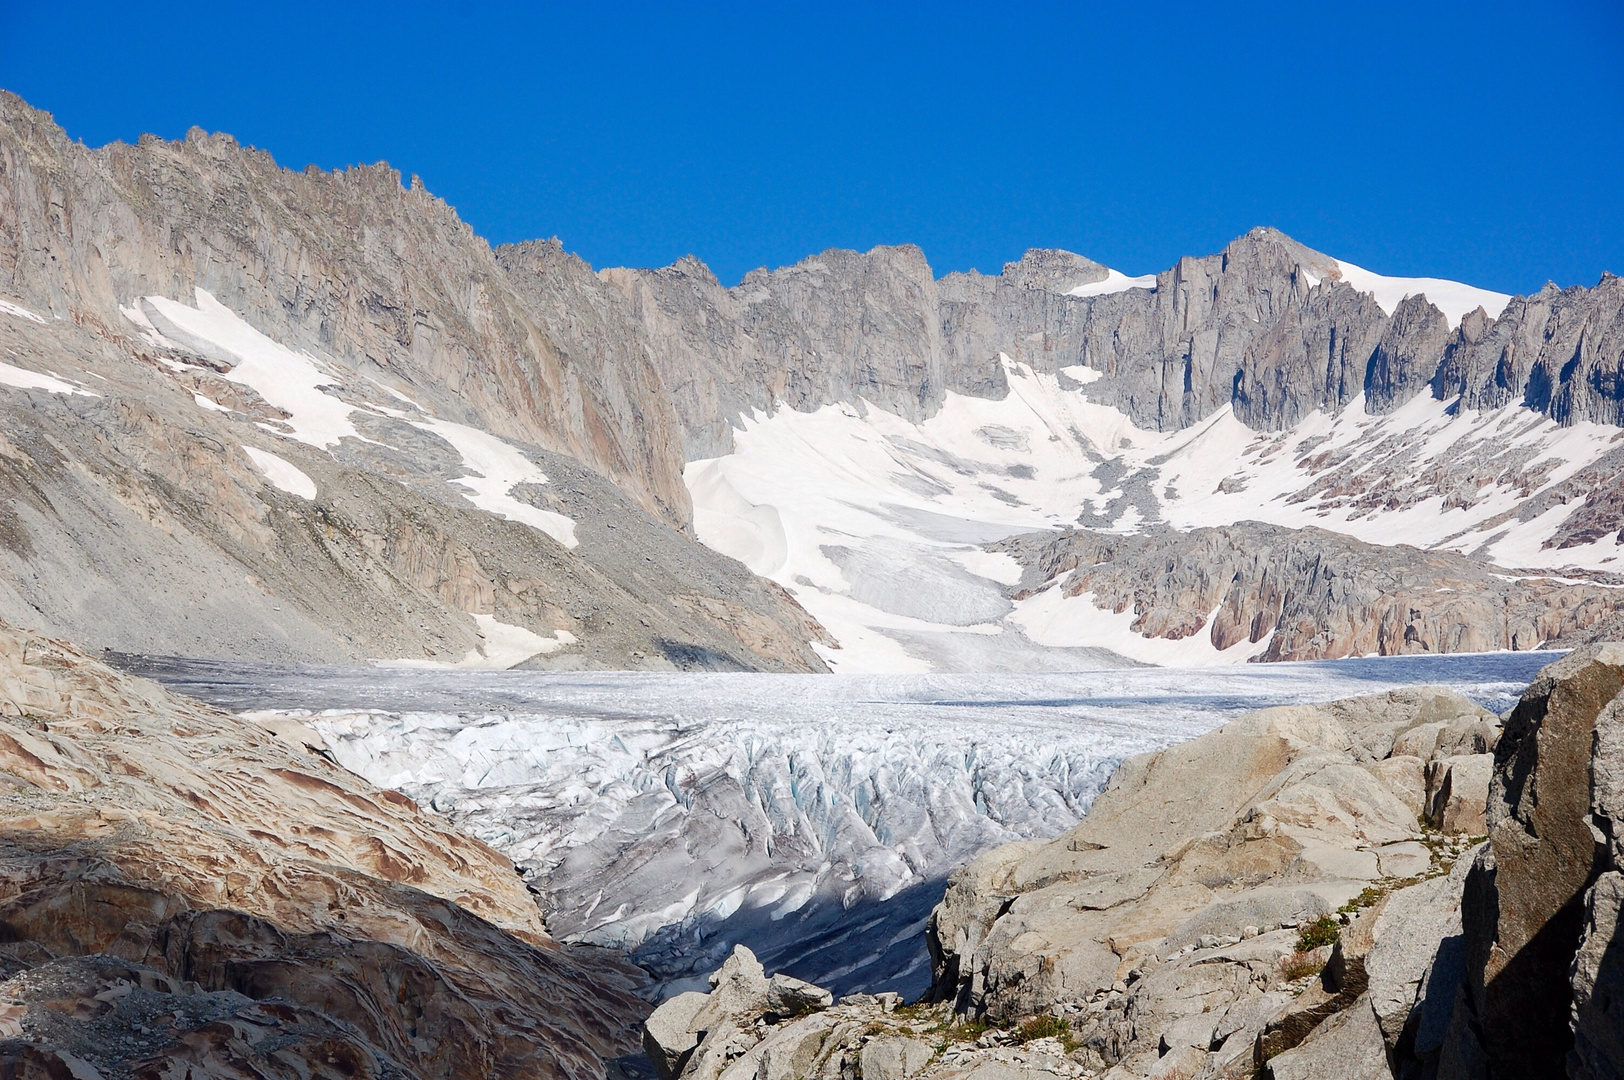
147, 652, 1554, 998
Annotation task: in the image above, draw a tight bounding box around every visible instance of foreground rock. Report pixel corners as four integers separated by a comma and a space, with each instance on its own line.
853, 645, 1624, 1080
919, 686, 1499, 1078
1436, 643, 1624, 1078
0, 620, 647, 1078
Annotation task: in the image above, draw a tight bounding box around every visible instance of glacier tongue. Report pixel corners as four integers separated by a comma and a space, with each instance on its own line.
160, 654, 1556, 998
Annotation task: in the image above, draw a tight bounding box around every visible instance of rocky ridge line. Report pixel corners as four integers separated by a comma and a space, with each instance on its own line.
998, 523, 1624, 661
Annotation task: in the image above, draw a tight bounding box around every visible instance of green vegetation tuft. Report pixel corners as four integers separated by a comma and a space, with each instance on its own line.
1295, 915, 1340, 952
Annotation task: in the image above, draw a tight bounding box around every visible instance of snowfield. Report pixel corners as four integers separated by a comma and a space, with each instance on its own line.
126, 289, 577, 549
689, 355, 1624, 673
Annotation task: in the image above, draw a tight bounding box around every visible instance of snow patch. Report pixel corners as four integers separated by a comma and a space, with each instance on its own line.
128, 290, 577, 549
140, 290, 361, 449
1066, 269, 1158, 298
375, 615, 577, 671
1331, 258, 1510, 329
0, 298, 47, 324
409, 417, 578, 550
0, 362, 96, 396
242, 446, 317, 500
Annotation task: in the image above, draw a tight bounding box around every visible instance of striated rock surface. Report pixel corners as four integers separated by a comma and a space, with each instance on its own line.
0, 91, 689, 526
1434, 275, 1624, 429
602, 244, 957, 461
0, 619, 649, 1078
999, 523, 1624, 662
0, 92, 829, 671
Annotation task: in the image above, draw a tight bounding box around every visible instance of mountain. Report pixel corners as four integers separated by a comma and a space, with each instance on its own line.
1, 88, 1622, 671
0, 91, 826, 671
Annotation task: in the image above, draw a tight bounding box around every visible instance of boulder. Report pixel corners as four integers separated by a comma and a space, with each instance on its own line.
641, 946, 836, 1080
645, 992, 710, 1080
767, 974, 834, 1016
1364, 855, 1472, 1056
1424, 754, 1493, 834
1570, 692, 1624, 1080
856, 1035, 934, 1080
1570, 871, 1624, 1080
1440, 643, 1624, 1078
1264, 994, 1389, 1080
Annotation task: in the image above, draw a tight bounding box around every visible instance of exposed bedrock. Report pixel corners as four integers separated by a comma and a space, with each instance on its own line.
0, 91, 690, 528
1435, 274, 1624, 429
608, 223, 1624, 461
1000, 523, 1624, 661
1436, 643, 1624, 1079
0, 619, 649, 1078
0, 310, 828, 668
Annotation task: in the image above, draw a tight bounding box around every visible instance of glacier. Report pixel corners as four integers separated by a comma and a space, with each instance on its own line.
136, 651, 1553, 999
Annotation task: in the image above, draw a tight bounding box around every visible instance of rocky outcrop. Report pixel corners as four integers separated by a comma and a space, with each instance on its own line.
1232, 277, 1389, 430
637, 683, 1508, 1080
925, 687, 1492, 1027
0, 92, 831, 671
602, 245, 957, 461
0, 619, 649, 1077
1434, 275, 1624, 429
1366, 295, 1454, 415
1435, 643, 1624, 1078
1000, 523, 1624, 661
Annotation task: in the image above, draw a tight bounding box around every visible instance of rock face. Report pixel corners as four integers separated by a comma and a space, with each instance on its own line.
0, 92, 829, 670
0, 619, 649, 1078
601, 244, 963, 461
999, 523, 1624, 662
1437, 643, 1624, 1078
926, 687, 1493, 1025
1435, 276, 1624, 429
0, 91, 688, 527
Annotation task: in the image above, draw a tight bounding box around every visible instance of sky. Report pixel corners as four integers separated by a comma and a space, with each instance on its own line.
2, 1, 1621, 293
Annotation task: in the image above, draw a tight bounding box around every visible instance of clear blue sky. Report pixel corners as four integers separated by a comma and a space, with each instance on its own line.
3, 1, 1621, 293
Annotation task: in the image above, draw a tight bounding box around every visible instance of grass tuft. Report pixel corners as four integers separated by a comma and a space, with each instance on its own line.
1295, 915, 1340, 952
1277, 950, 1324, 982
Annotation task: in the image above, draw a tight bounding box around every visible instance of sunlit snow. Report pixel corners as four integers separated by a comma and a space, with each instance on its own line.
1065, 268, 1158, 298
0, 362, 96, 396
125, 289, 577, 550
1330, 257, 1511, 329
689, 355, 1623, 672
241, 446, 317, 500
0, 298, 48, 324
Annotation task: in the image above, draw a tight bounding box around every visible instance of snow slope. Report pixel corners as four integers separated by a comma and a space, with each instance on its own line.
1065, 268, 1158, 298
127, 289, 577, 550
1331, 257, 1512, 329
689, 355, 1624, 672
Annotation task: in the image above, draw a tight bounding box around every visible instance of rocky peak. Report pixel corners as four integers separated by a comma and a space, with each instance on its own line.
998, 248, 1110, 292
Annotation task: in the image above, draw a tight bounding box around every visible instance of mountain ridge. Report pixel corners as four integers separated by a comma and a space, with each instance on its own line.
2, 88, 1622, 671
